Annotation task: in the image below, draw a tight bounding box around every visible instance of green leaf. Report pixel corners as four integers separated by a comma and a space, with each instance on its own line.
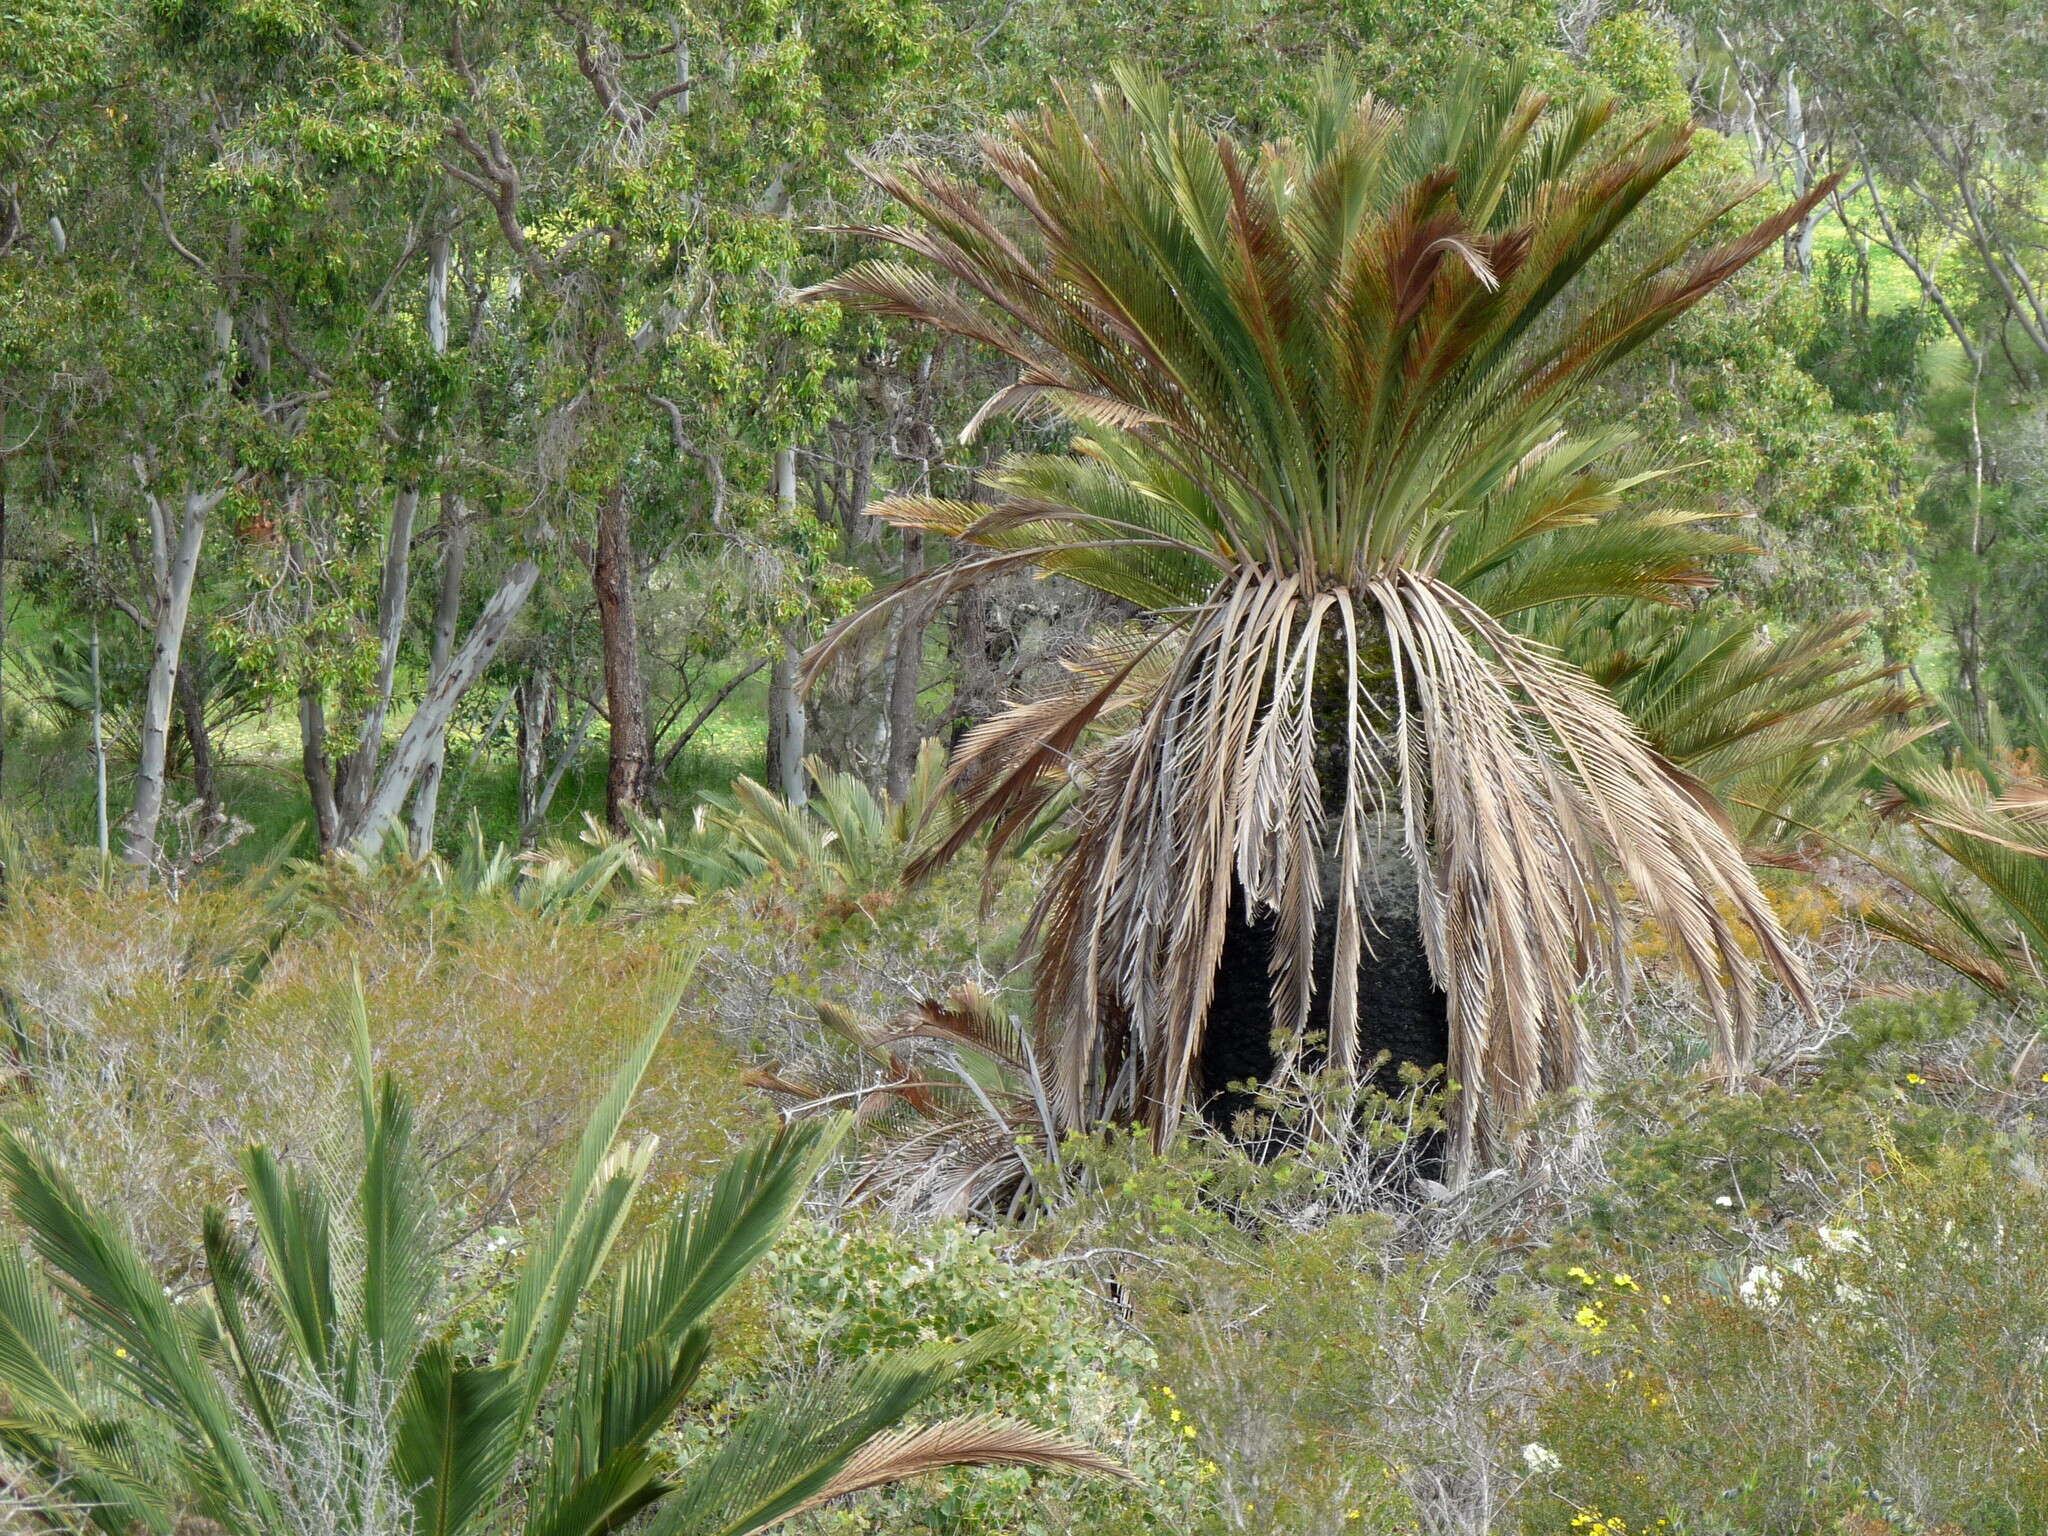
0, 1135, 279, 1533
645, 1330, 1016, 1536
393, 1341, 525, 1536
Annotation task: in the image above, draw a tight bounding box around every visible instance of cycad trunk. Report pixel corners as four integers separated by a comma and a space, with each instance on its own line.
1202, 830, 1448, 1127
1199, 652, 1448, 1128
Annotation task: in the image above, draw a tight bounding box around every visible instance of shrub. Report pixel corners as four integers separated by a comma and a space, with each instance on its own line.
1525, 1145, 2048, 1533
750, 1219, 1211, 1535
0, 872, 749, 1262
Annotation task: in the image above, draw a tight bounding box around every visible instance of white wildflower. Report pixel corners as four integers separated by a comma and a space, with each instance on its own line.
1521, 1443, 1563, 1475
1816, 1225, 1868, 1255
1739, 1257, 1810, 1310
1739, 1263, 1784, 1309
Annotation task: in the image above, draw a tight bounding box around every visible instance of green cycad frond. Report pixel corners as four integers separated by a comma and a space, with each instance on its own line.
1866, 687, 2048, 998
691, 743, 957, 898
1540, 603, 1921, 858
646, 1330, 1081, 1536
0, 984, 1117, 1535
805, 66, 1834, 1174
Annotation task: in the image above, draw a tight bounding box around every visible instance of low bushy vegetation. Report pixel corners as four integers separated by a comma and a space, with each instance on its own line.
0, 815, 2041, 1534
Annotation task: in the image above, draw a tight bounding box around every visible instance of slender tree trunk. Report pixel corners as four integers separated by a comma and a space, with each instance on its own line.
347, 560, 539, 856
766, 447, 808, 804
174, 653, 221, 832
340, 485, 419, 830
884, 531, 927, 801
516, 670, 552, 837
124, 484, 220, 867
288, 532, 339, 851
765, 659, 787, 792
594, 478, 651, 829
1784, 69, 1820, 274
301, 684, 338, 851
947, 586, 999, 745
407, 237, 458, 854
1963, 344, 1990, 737
408, 491, 467, 854
770, 637, 807, 803
522, 697, 595, 841
837, 429, 875, 544
1857, 162, 1980, 367
89, 511, 109, 862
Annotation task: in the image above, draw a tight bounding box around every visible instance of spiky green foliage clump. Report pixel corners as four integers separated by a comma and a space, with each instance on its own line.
1867, 684, 2048, 999
1541, 602, 1919, 861
0, 995, 1121, 1536
806, 65, 1834, 1171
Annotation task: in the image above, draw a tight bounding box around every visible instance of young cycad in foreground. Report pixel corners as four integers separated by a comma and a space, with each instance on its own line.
0, 998, 1122, 1535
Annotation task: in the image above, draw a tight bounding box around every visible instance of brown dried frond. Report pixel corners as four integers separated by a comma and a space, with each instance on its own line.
778, 1416, 1130, 1524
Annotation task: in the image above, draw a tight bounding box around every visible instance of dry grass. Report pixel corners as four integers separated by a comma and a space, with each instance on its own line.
0, 873, 752, 1265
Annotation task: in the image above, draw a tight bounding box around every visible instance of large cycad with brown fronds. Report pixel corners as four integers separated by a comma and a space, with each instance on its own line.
805, 66, 1832, 1174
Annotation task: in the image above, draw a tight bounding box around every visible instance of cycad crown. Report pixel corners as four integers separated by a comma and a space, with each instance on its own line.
806, 65, 1833, 1173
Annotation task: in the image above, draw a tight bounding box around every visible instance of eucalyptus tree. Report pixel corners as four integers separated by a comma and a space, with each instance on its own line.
0, 0, 121, 816
292, 0, 935, 830
1685, 0, 2048, 368
809, 68, 1831, 1172
61, 27, 264, 869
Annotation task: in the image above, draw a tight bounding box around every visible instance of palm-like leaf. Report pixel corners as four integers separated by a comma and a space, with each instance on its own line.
1539, 602, 1921, 861
804, 65, 1834, 1173
1866, 685, 2048, 998
645, 1331, 1061, 1536
0, 981, 1118, 1534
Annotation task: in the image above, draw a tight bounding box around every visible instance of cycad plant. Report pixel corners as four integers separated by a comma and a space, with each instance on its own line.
1866, 684, 2048, 1000
0, 995, 1119, 1535
805, 66, 1832, 1172
749, 984, 1066, 1222
1542, 603, 1919, 863
698, 742, 953, 899
453, 743, 957, 915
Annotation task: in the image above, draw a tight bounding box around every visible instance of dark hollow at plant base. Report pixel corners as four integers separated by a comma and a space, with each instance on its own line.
1200, 854, 1451, 1151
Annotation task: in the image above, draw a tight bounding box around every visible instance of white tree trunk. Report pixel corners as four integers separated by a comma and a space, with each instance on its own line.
124, 483, 224, 866
341, 484, 420, 826
405, 235, 458, 854
407, 491, 467, 854
772, 446, 808, 804
89, 506, 109, 860
347, 560, 539, 858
